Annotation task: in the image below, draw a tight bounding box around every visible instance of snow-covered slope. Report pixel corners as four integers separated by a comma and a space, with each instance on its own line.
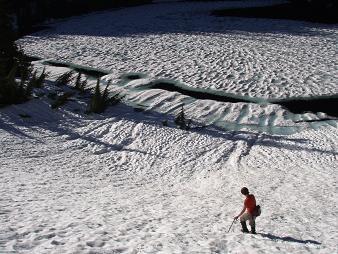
1, 92, 337, 253
27, 60, 337, 136
1, 0, 337, 253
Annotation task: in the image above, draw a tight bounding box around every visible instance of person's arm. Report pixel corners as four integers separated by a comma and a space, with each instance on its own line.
234, 205, 246, 220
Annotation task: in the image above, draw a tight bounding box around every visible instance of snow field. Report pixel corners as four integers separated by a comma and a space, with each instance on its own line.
19, 0, 338, 99
0, 94, 337, 253
29, 61, 336, 136
1, 0, 337, 253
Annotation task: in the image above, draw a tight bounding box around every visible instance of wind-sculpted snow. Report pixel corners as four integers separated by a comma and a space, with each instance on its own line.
0, 94, 337, 253
19, 0, 338, 98
29, 61, 337, 136
3, 1, 337, 253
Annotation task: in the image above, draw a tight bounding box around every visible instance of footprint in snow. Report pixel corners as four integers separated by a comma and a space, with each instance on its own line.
51, 240, 65, 245
34, 233, 56, 241
91, 146, 109, 155
86, 240, 105, 247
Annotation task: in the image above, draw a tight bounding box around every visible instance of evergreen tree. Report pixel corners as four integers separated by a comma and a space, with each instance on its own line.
0, 64, 31, 105
35, 68, 47, 87
89, 79, 103, 113
0, 0, 18, 78
74, 72, 87, 93
0, 0, 32, 106
74, 72, 82, 90
175, 106, 185, 129
27, 68, 47, 88
101, 80, 111, 105
88, 79, 120, 113
175, 105, 190, 130
55, 71, 74, 86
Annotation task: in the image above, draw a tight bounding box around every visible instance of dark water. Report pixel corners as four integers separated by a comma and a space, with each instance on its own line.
38, 59, 338, 118
274, 97, 338, 118
147, 81, 338, 118
44, 60, 109, 78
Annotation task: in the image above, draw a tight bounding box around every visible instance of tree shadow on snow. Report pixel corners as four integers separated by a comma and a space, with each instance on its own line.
0, 102, 170, 158
0, 115, 40, 141
195, 126, 338, 158
258, 233, 321, 245
1, 101, 337, 158
113, 110, 338, 158
57, 126, 169, 158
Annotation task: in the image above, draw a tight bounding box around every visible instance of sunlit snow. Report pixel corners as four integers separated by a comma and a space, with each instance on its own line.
1, 0, 337, 253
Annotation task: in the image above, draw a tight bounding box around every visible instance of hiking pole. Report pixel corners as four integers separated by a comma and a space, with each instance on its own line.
227, 218, 236, 233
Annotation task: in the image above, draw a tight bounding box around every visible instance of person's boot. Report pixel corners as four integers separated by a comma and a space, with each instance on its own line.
241, 222, 249, 233
251, 225, 256, 234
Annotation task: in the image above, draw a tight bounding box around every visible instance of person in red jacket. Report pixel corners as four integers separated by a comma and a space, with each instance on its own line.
234, 187, 256, 234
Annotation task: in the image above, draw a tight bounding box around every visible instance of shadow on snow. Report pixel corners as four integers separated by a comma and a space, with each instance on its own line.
258, 233, 321, 245
1, 102, 337, 158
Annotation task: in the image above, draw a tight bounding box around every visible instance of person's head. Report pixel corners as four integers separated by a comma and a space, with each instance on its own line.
241, 187, 249, 196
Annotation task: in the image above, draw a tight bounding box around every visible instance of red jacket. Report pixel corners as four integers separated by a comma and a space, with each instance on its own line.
244, 194, 256, 215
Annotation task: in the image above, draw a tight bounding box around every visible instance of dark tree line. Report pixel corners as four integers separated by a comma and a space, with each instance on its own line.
0, 0, 17, 76
213, 0, 337, 24
289, 0, 337, 11
290, 0, 336, 6
0, 0, 34, 105
0, 0, 152, 106
288, 0, 337, 23
5, 0, 152, 36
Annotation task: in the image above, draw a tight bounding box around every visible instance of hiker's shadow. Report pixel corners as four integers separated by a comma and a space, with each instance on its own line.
258, 233, 321, 245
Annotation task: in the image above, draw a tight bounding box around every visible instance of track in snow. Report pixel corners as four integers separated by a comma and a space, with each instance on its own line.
1, 95, 337, 253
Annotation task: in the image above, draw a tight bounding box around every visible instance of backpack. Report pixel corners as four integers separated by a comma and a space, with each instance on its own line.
253, 205, 261, 217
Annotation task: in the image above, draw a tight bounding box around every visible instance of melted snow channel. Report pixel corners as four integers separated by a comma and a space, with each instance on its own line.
31, 60, 338, 136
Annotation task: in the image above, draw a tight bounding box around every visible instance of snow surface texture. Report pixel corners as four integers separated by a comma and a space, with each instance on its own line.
19, 0, 338, 99
1, 0, 337, 253
1, 86, 338, 253
28, 60, 337, 136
